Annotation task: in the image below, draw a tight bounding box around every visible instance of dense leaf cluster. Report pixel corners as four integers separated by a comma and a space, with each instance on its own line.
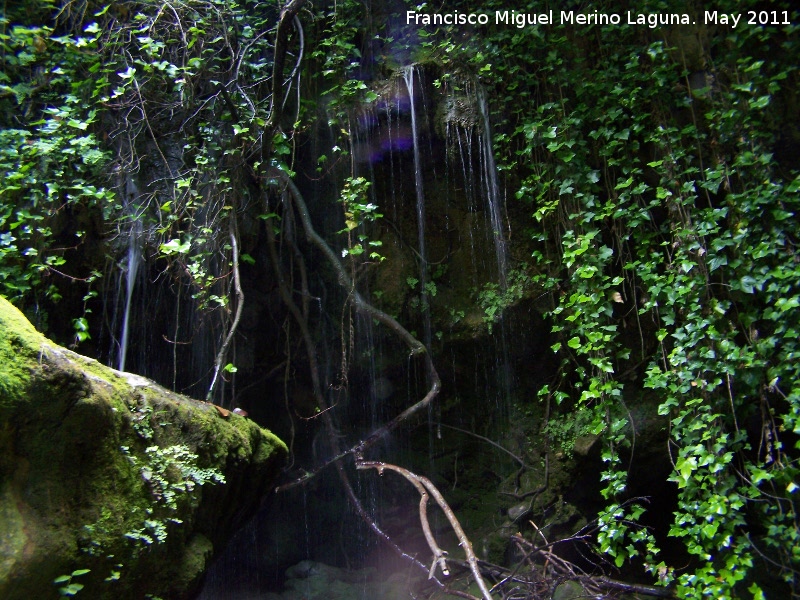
445, 0, 799, 596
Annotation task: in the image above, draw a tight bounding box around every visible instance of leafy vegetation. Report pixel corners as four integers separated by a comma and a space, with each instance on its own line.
120, 444, 225, 547
0, 3, 112, 306
453, 0, 799, 596
2, 0, 799, 597
54, 569, 91, 597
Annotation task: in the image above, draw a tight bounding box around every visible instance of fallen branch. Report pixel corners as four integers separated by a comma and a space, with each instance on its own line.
356, 460, 494, 600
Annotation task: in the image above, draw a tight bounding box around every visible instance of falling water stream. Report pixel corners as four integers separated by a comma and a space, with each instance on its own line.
478, 87, 508, 290
403, 65, 433, 350
118, 218, 142, 372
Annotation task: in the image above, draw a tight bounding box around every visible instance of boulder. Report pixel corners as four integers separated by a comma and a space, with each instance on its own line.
0, 297, 287, 599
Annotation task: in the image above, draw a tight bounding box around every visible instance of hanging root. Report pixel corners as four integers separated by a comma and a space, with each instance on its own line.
264, 176, 482, 600
260, 166, 497, 598
207, 218, 244, 402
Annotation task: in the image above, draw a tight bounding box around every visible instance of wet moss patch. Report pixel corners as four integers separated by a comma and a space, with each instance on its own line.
0, 298, 287, 600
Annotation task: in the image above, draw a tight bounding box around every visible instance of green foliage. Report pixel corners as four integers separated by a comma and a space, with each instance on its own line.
309, 0, 378, 121
0, 0, 295, 341
339, 176, 384, 261
476, 267, 532, 332
84, 399, 224, 581
418, 0, 800, 594
123, 400, 225, 538
542, 408, 594, 459
120, 444, 224, 548
4, 0, 798, 595
0, 11, 114, 306
54, 568, 91, 597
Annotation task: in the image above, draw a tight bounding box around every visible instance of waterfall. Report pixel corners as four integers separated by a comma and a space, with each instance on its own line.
447, 120, 481, 283
195, 68, 532, 600
118, 217, 142, 372
403, 65, 432, 349
478, 87, 508, 290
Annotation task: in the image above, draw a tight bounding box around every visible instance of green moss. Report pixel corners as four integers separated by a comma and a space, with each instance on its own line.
0, 487, 27, 582
0, 298, 46, 409
0, 297, 287, 600
173, 533, 213, 590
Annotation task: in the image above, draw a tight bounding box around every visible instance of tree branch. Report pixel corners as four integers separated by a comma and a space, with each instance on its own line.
267, 168, 441, 459
207, 218, 244, 401
263, 0, 307, 160
356, 461, 494, 600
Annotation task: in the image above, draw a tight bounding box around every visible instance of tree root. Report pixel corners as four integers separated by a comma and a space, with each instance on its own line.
267, 168, 442, 463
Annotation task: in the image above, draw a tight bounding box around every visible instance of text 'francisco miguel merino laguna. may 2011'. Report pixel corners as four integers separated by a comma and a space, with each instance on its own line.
405, 9, 792, 29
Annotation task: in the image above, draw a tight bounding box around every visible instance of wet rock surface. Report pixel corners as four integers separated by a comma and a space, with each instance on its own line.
0, 298, 287, 600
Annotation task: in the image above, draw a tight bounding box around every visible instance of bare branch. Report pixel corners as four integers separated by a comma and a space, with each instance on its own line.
207, 218, 245, 401
356, 461, 494, 600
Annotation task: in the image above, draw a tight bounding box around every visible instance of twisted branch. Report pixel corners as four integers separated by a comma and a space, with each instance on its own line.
267, 169, 441, 460
264, 178, 475, 598
356, 461, 494, 600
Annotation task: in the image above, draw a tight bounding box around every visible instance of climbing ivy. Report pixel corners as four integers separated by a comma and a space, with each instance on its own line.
0, 2, 114, 316
338, 175, 384, 260
403, 0, 799, 595
1, 0, 302, 390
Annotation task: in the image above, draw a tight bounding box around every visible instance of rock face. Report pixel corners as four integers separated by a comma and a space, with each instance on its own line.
0, 297, 287, 599
260, 560, 417, 600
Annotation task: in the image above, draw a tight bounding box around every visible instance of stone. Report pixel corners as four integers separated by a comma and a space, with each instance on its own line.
264, 560, 414, 600
573, 434, 600, 457
0, 297, 287, 600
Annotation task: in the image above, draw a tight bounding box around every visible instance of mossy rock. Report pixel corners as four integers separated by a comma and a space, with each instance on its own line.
0, 297, 287, 599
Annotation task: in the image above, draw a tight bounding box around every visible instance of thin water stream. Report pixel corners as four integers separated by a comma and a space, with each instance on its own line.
118, 218, 142, 372
478, 87, 508, 290
403, 65, 433, 351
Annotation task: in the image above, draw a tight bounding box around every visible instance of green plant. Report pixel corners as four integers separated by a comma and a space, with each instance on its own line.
476, 267, 532, 332
54, 569, 90, 597
119, 442, 224, 550
4, 0, 798, 595
542, 408, 594, 459
437, 0, 800, 594
309, 1, 378, 122
0, 8, 114, 316
448, 307, 465, 325
339, 176, 384, 261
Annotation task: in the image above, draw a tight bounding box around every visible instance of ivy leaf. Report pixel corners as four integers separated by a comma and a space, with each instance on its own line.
739, 275, 759, 294
674, 456, 697, 488
160, 238, 191, 255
